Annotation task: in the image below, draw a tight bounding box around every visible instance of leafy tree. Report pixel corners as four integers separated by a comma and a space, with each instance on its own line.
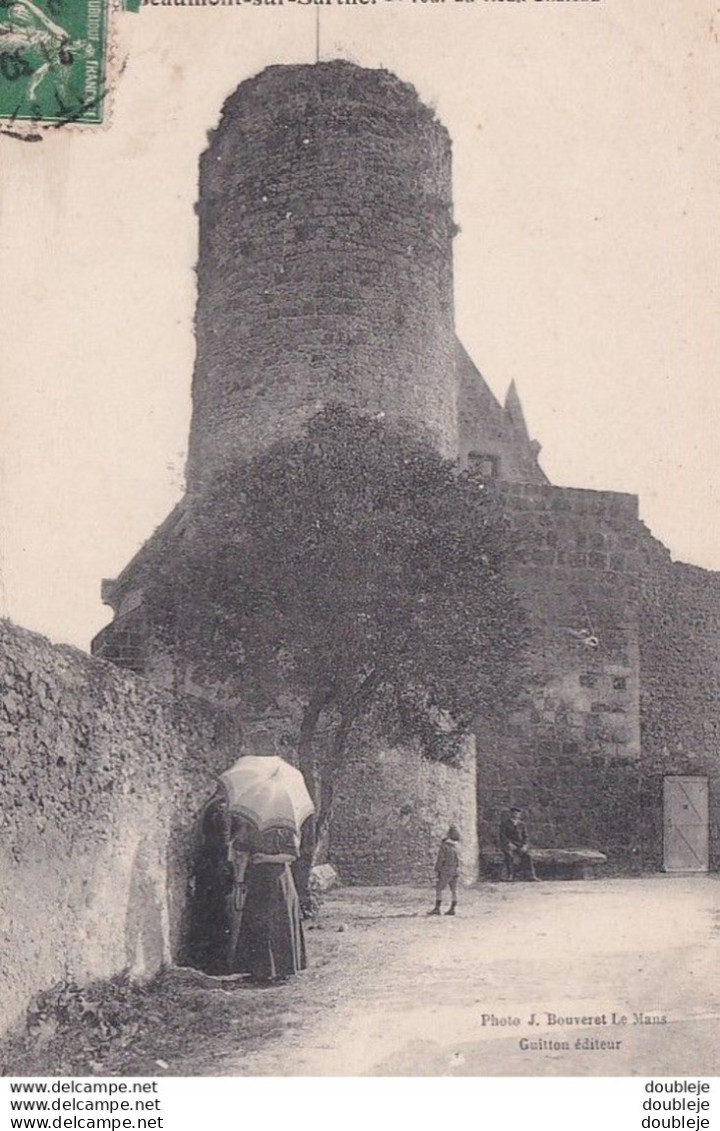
146, 405, 527, 857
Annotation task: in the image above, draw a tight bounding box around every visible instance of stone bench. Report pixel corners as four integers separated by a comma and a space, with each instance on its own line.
482, 847, 608, 881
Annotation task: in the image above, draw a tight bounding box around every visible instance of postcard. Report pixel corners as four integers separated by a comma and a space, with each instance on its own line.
0, 0, 718, 1081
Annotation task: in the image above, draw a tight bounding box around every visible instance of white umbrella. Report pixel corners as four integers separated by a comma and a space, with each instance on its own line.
219, 754, 314, 836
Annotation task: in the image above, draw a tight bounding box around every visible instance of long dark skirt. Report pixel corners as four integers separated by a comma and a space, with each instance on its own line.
187, 799, 233, 974
188, 865, 232, 974
232, 862, 307, 981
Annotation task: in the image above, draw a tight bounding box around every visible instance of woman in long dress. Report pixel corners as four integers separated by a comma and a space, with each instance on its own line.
187, 790, 234, 974
229, 821, 307, 983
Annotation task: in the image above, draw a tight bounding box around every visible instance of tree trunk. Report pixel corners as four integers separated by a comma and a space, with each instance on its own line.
296, 691, 330, 804
313, 772, 335, 866
301, 674, 380, 869
311, 711, 354, 867
295, 691, 332, 906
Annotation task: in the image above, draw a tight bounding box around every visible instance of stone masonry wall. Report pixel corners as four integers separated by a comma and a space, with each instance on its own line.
0, 619, 236, 1037
478, 484, 720, 874
477, 483, 648, 871
638, 539, 720, 870
186, 62, 458, 487
331, 736, 478, 886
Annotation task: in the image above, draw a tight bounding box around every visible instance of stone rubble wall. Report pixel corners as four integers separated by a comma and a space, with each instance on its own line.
476, 484, 720, 873
475, 484, 646, 868
0, 619, 235, 1036
638, 539, 720, 870
331, 736, 478, 886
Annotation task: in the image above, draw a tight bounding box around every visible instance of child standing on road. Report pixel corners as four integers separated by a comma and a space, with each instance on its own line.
428, 825, 461, 916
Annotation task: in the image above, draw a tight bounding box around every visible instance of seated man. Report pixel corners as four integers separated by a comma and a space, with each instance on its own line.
499, 806, 538, 881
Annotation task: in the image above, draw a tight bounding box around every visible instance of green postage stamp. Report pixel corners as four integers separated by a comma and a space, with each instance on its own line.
0, 0, 110, 128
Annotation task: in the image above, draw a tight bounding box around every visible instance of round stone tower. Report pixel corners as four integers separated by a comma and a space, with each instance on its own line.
186, 61, 458, 488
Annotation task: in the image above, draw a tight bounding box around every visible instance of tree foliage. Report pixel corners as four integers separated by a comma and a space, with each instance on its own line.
146, 405, 527, 841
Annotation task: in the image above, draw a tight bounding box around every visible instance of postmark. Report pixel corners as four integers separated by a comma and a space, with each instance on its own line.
0, 0, 111, 132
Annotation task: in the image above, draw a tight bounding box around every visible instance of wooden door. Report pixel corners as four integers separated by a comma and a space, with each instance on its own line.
663, 776, 709, 873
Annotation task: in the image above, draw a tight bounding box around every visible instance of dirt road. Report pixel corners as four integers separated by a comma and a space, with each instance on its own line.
6, 876, 718, 1077
204, 876, 720, 1077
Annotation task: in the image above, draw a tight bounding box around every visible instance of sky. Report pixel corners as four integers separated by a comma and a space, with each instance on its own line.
0, 0, 718, 650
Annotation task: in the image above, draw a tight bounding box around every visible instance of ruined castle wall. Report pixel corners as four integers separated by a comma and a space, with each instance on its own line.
186, 62, 458, 487
477, 484, 649, 871
0, 620, 232, 1036
638, 543, 720, 870
331, 736, 477, 886
477, 484, 720, 873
